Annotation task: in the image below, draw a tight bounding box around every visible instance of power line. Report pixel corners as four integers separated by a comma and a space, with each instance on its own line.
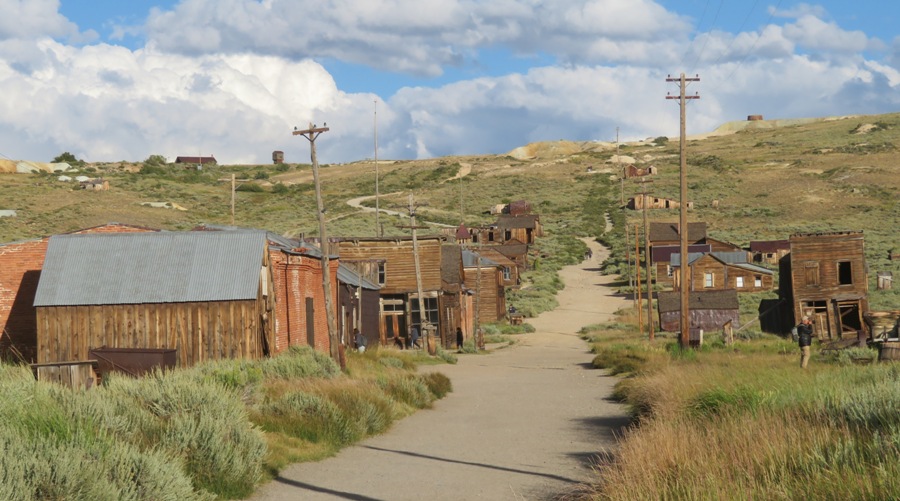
719, 0, 784, 82
687, 0, 725, 74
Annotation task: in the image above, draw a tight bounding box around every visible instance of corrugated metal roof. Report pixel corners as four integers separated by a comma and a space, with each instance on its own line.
337, 263, 381, 290
461, 249, 499, 268
34, 231, 266, 306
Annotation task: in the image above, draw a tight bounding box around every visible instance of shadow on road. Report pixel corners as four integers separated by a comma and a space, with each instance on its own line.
272, 476, 384, 501
573, 415, 632, 443
362, 445, 581, 485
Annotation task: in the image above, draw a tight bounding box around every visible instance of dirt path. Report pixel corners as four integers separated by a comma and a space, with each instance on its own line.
248, 238, 630, 501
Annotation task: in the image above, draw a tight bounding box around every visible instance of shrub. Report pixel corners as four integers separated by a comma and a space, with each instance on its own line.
421, 372, 453, 399
236, 183, 265, 192
260, 345, 340, 379
271, 182, 289, 194
377, 374, 432, 409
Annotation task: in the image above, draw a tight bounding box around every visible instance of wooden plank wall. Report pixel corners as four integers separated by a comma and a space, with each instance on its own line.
338, 239, 443, 294
465, 268, 505, 324
790, 234, 868, 301
36, 300, 265, 366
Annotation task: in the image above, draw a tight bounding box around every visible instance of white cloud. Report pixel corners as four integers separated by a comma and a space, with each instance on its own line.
0, 0, 95, 43
782, 15, 869, 54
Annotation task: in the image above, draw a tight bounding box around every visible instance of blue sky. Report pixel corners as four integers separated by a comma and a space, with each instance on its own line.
1, 1, 898, 164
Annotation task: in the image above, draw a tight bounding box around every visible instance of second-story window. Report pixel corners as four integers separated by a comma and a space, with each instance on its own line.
838, 261, 852, 285
377, 262, 386, 286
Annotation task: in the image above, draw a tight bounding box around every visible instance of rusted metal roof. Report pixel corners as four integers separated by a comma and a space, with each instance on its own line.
461, 249, 499, 268
648, 221, 707, 242
495, 214, 540, 229
34, 231, 266, 306
749, 240, 790, 253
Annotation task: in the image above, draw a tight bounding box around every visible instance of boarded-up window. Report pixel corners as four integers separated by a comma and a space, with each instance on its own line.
804, 261, 820, 286
305, 298, 315, 347
704, 272, 714, 288
838, 261, 852, 285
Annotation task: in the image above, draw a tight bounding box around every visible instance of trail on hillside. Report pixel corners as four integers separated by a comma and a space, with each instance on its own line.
248, 238, 631, 501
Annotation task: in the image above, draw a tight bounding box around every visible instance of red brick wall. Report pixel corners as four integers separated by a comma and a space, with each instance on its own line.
270, 250, 339, 355
0, 224, 157, 362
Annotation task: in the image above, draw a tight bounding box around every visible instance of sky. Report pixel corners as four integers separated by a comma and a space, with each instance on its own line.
1, 0, 899, 165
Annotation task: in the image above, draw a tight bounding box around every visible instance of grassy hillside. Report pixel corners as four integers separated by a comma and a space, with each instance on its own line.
1, 112, 898, 309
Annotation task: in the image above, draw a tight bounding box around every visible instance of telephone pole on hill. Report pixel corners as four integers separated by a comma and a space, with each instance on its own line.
293, 123, 341, 367
636, 178, 655, 340
666, 73, 699, 348
399, 194, 432, 351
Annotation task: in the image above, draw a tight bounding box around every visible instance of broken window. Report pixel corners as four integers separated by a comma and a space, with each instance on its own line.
838, 261, 852, 285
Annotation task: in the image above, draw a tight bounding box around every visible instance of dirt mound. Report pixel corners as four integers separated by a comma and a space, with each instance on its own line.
0, 160, 73, 173
506, 140, 585, 160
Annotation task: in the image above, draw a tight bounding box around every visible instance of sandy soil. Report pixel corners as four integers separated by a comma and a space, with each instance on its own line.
247, 238, 631, 501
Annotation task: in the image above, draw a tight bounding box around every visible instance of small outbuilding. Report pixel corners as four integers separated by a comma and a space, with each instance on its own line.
657, 289, 739, 333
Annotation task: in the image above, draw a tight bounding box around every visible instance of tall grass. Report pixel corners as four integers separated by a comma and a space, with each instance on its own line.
581, 322, 900, 500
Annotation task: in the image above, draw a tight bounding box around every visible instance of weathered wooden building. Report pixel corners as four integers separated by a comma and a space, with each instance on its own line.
627, 194, 691, 210
651, 244, 711, 285
336, 236, 445, 346
672, 251, 775, 293
0, 223, 158, 362
462, 250, 506, 324
787, 231, 868, 341
623, 165, 657, 178
336, 262, 381, 350
750, 240, 791, 265
491, 240, 530, 272
472, 247, 520, 288
33, 231, 274, 366
440, 244, 473, 348
648, 221, 707, 251
175, 156, 217, 165
494, 214, 542, 244
657, 290, 740, 333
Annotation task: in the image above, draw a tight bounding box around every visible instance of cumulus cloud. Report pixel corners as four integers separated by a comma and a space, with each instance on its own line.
0, 0, 95, 43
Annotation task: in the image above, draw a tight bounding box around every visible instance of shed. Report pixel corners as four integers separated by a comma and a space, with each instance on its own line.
657, 290, 739, 333
494, 214, 543, 244
175, 156, 217, 165
462, 249, 506, 324
877, 271, 893, 290
33, 231, 274, 366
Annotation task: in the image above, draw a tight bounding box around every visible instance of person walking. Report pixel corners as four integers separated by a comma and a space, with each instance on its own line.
410, 326, 421, 350
797, 315, 814, 369
456, 327, 464, 352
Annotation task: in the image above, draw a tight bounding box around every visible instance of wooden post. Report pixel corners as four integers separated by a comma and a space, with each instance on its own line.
404, 194, 431, 352
642, 179, 654, 341
666, 73, 700, 348
635, 223, 642, 334
293, 123, 341, 367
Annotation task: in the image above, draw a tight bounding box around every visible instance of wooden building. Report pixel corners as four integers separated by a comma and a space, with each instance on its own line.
336, 236, 445, 346
651, 244, 711, 285
337, 262, 381, 350
472, 247, 520, 288
175, 156, 217, 165
648, 221, 707, 251
623, 165, 657, 178
490, 240, 530, 271
788, 231, 868, 341
672, 251, 774, 292
0, 223, 159, 362
440, 244, 473, 348
33, 231, 274, 366
750, 240, 791, 265
657, 290, 739, 333
494, 214, 542, 244
627, 194, 691, 210
462, 250, 506, 324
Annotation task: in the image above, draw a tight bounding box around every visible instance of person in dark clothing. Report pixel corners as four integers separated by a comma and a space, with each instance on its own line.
354, 328, 367, 353
797, 315, 814, 369
410, 326, 421, 349
456, 327, 464, 352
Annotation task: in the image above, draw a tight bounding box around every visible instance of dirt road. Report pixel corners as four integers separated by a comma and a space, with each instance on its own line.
248, 239, 630, 501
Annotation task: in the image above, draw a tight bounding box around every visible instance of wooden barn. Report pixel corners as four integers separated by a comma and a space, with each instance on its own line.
657, 290, 739, 333
672, 251, 774, 292
336, 236, 445, 347
750, 240, 791, 265
788, 231, 869, 341
33, 231, 274, 366
462, 250, 506, 324
0, 223, 159, 362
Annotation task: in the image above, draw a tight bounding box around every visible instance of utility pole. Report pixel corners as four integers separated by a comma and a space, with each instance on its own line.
625, 223, 633, 308
666, 73, 700, 348
635, 223, 642, 334
293, 123, 341, 366
617, 127, 623, 204
639, 179, 655, 341
374, 100, 381, 237
402, 193, 431, 351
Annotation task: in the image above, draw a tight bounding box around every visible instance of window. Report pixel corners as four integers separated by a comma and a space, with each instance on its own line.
704, 272, 714, 288
410, 296, 439, 330
735, 276, 744, 288
755, 275, 762, 287
666, 265, 673, 277
377, 262, 386, 286
502, 266, 511, 281
804, 261, 819, 286
838, 261, 853, 285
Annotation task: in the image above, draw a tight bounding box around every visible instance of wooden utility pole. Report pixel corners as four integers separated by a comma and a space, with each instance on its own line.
402, 194, 431, 349
666, 73, 700, 347
636, 178, 655, 340
635, 223, 642, 333
625, 223, 633, 308
374, 100, 381, 236
293, 123, 341, 366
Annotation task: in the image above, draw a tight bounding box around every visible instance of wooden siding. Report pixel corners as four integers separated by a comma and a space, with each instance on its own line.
675, 255, 774, 292
337, 238, 443, 295
464, 267, 505, 324
36, 299, 268, 367
659, 309, 739, 333
789, 231, 868, 338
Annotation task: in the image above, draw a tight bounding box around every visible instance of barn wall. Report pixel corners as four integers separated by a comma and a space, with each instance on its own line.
36, 299, 267, 367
